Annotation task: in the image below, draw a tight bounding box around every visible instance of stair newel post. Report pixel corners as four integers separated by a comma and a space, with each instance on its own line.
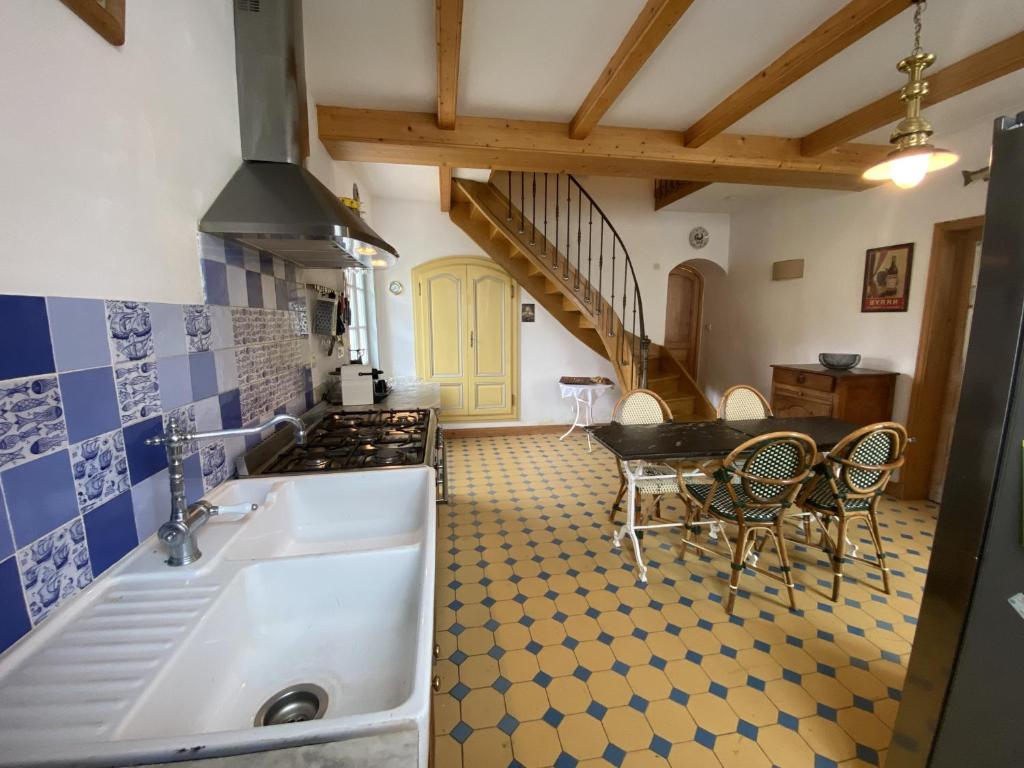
563, 177, 571, 281
608, 238, 616, 338
543, 174, 548, 255
553, 175, 560, 270
640, 335, 651, 389
518, 172, 525, 234
586, 202, 593, 305
506, 172, 512, 222
574, 187, 582, 291
530, 173, 536, 246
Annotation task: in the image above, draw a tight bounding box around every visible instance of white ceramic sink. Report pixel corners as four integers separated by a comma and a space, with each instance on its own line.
0, 467, 436, 767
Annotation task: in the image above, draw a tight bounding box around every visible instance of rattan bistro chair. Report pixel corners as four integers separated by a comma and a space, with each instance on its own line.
679, 432, 818, 614
796, 422, 909, 601
609, 389, 676, 522
717, 385, 773, 421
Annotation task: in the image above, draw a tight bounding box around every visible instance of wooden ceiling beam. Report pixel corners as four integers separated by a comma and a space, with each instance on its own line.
683, 0, 911, 148
435, 0, 463, 129
801, 30, 1024, 156
439, 166, 453, 212
317, 105, 889, 190
569, 0, 697, 140
654, 180, 710, 210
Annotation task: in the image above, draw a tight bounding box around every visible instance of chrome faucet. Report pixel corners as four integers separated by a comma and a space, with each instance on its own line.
145, 413, 308, 566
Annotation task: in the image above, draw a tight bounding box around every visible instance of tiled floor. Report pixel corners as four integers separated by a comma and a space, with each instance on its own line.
433, 434, 938, 768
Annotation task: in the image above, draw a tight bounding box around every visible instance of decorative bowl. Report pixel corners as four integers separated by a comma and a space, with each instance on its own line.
819, 353, 861, 370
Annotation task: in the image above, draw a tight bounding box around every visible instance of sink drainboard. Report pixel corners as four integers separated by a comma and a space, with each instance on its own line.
254, 684, 329, 727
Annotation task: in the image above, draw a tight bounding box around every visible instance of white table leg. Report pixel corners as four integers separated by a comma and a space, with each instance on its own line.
612, 461, 647, 582
559, 395, 584, 442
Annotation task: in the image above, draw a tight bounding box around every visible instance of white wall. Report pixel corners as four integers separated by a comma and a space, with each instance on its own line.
0, 0, 239, 304
704, 115, 998, 422
369, 198, 619, 426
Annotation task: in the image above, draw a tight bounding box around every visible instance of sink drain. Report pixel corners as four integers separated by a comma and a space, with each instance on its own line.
254, 684, 328, 727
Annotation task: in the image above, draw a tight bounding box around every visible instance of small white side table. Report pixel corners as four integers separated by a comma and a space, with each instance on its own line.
558, 379, 614, 452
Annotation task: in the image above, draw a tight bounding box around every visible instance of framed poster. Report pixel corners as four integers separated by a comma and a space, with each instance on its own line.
862, 242, 914, 313
521, 303, 535, 323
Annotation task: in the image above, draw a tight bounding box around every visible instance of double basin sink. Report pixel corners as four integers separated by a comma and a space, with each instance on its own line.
0, 467, 436, 767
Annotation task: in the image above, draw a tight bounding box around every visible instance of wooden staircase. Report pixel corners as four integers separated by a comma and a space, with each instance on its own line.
449, 173, 714, 421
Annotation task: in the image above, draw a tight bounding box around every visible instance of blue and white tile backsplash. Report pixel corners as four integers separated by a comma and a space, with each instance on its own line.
0, 236, 316, 655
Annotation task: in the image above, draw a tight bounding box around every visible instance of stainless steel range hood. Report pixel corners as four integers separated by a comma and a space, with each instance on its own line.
199, 0, 397, 269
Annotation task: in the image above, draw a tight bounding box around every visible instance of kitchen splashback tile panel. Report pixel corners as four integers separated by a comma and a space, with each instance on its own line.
0, 375, 67, 470
16, 516, 92, 626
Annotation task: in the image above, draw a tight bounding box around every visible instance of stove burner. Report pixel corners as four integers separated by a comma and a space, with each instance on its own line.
357, 427, 380, 441
384, 414, 418, 426
299, 457, 331, 470
369, 448, 405, 466
380, 430, 412, 444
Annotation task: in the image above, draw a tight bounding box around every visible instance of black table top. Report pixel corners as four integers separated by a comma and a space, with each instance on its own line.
587, 416, 857, 462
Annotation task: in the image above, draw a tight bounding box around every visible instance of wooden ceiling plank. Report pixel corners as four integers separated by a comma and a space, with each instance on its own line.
436, 0, 464, 129
439, 166, 453, 212
569, 0, 697, 140
683, 0, 911, 148
654, 180, 710, 210
801, 30, 1024, 156
317, 105, 889, 190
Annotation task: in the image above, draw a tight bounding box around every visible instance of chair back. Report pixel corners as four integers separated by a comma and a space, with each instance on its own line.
824, 422, 908, 497
718, 385, 773, 421
721, 432, 818, 507
612, 388, 672, 426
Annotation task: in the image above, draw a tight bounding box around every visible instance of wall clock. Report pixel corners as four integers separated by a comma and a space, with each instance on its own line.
689, 226, 710, 249
388, 280, 404, 295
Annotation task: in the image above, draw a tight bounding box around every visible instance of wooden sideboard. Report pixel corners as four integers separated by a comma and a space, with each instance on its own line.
770, 364, 897, 426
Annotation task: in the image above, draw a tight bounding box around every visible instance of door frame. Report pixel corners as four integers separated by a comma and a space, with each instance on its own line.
664, 263, 704, 379
899, 215, 985, 500
412, 255, 520, 422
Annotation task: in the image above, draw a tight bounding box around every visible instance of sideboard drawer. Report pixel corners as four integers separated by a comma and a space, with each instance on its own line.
773, 367, 835, 393
772, 388, 834, 418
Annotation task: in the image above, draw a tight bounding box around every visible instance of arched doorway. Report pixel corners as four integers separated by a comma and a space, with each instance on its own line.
664, 264, 703, 378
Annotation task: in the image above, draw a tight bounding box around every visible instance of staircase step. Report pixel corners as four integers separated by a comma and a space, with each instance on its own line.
543, 280, 562, 295
561, 296, 582, 313
664, 396, 696, 418
578, 314, 596, 330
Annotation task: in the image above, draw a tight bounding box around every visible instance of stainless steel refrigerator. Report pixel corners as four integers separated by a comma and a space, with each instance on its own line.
891, 112, 1024, 766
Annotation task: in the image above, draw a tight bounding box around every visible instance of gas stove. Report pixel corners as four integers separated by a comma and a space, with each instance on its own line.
238, 404, 447, 503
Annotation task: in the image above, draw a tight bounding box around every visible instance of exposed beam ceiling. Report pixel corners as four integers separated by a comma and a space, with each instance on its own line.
439, 166, 453, 211
317, 106, 888, 190
654, 180, 710, 210
435, 0, 463, 129
569, 0, 696, 140
801, 29, 1024, 156
683, 0, 910, 148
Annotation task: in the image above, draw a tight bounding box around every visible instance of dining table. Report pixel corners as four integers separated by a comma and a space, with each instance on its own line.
587, 415, 857, 582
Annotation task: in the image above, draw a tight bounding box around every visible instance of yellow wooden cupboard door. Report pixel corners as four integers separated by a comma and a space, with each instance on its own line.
467, 263, 515, 417
416, 264, 468, 415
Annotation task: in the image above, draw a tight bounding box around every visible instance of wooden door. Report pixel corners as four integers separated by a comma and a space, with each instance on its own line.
414, 258, 518, 421
665, 265, 703, 377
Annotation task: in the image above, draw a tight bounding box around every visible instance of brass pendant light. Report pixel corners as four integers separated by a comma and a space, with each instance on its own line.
863, 1, 958, 189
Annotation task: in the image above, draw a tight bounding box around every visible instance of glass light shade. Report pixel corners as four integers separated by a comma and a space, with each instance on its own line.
863, 145, 959, 189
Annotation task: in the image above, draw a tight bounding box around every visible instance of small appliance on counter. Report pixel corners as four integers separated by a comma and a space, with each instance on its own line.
333, 365, 391, 405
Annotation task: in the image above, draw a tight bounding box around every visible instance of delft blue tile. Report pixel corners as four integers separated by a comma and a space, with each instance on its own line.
0, 375, 67, 470
163, 405, 197, 457
227, 265, 248, 307
184, 305, 213, 352
149, 303, 186, 358
2, 450, 79, 548
272, 257, 286, 279
284, 263, 297, 282
0, 556, 31, 652
245, 271, 264, 308
200, 441, 229, 491
243, 248, 261, 273
17, 517, 92, 626
129, 467, 171, 541
204, 261, 230, 308
183, 453, 204, 505
210, 306, 234, 350
219, 389, 242, 430
60, 367, 120, 444
70, 429, 129, 514
214, 349, 238, 393
0, 489, 12, 562
224, 240, 244, 267
123, 416, 168, 484
259, 251, 274, 275
46, 298, 111, 372
114, 359, 160, 428
199, 233, 226, 263
157, 355, 192, 411
261, 275, 277, 310
105, 301, 154, 364
275, 279, 289, 311
0, 296, 55, 380
84, 491, 137, 576
189, 352, 218, 401
192, 396, 222, 433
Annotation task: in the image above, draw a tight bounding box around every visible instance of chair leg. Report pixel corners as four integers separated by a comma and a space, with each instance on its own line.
831, 516, 848, 602
865, 511, 892, 595
611, 479, 626, 521
773, 521, 797, 611
725, 525, 749, 615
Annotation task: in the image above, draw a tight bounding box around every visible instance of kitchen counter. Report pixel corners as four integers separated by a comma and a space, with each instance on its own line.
367, 381, 441, 412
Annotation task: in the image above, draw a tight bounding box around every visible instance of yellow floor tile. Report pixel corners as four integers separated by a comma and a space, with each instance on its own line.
587, 670, 635, 708
462, 687, 507, 729
511, 720, 562, 768
505, 681, 550, 722
460, 654, 500, 689
558, 712, 610, 760
646, 698, 697, 743
713, 732, 772, 768
667, 740, 724, 767
686, 692, 739, 735
548, 676, 592, 715
603, 706, 654, 752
